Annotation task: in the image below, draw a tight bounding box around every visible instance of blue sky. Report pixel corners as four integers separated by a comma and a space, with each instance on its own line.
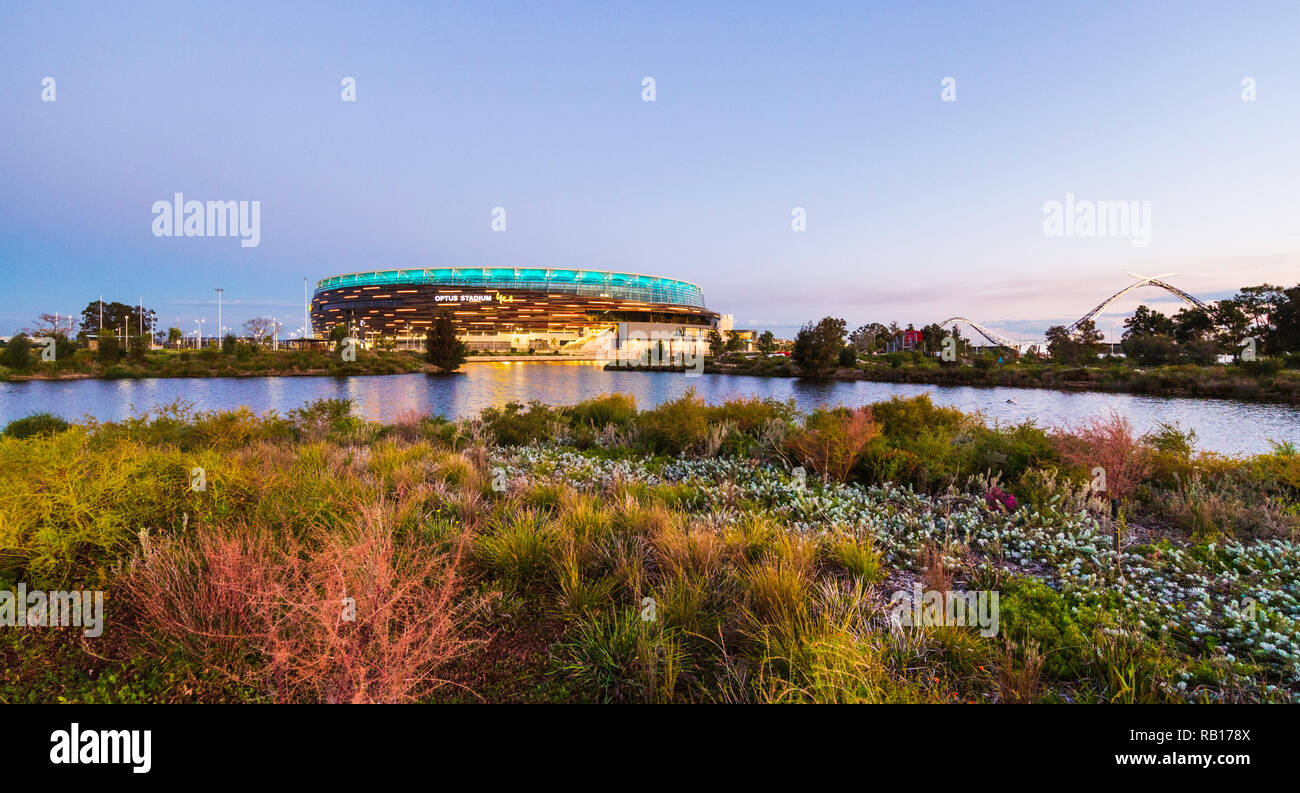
2, 0, 1297, 341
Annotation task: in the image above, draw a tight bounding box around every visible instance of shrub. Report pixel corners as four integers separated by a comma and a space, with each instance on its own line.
3, 412, 71, 439
123, 515, 473, 703
786, 407, 878, 482
1053, 411, 1151, 509
476, 508, 556, 587
997, 577, 1088, 678
557, 609, 685, 703
563, 393, 637, 429
482, 401, 557, 446
636, 388, 709, 456
821, 531, 883, 582
1, 334, 35, 370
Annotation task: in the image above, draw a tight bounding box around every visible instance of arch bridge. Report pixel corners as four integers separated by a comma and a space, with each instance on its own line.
937, 274, 1208, 351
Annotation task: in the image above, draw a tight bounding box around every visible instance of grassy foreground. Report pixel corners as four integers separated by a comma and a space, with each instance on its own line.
1, 393, 1297, 703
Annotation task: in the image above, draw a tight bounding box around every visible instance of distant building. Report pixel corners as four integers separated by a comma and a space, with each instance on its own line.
310, 267, 720, 357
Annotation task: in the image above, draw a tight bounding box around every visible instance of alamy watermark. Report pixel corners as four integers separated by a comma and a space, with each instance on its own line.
612, 326, 707, 376
1, 584, 104, 638
1042, 193, 1150, 248
888, 584, 999, 637
50, 723, 151, 774
152, 192, 261, 248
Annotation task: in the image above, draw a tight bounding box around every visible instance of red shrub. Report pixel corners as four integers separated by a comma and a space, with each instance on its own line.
125, 506, 475, 703
1054, 411, 1151, 505
787, 407, 879, 482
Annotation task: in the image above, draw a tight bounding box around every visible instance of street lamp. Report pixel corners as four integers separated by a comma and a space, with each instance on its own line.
215, 289, 223, 346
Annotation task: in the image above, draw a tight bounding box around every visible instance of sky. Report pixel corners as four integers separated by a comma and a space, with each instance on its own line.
2, 0, 1298, 342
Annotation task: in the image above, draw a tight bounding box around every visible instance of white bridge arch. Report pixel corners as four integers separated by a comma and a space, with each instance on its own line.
937, 274, 1208, 351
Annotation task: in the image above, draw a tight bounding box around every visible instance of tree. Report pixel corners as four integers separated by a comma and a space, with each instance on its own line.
424, 311, 467, 372
1268, 285, 1300, 354
1, 334, 34, 370
1211, 299, 1251, 356
78, 301, 156, 336
26, 313, 78, 336
1075, 319, 1104, 356
97, 334, 122, 364
329, 323, 351, 353
1121, 306, 1179, 364
791, 316, 847, 377
707, 329, 725, 357
756, 330, 776, 355
129, 334, 148, 363
1044, 325, 1080, 364
918, 322, 950, 355
243, 317, 278, 345
1123, 305, 1175, 339
1171, 306, 1213, 345
167, 327, 183, 346
849, 323, 888, 354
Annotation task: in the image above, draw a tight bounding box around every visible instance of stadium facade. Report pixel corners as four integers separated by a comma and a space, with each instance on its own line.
310, 267, 721, 355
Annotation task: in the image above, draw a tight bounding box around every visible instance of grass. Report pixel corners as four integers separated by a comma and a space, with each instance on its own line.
0, 393, 1296, 703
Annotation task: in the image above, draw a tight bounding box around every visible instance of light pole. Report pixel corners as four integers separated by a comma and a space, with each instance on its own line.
215, 289, 223, 347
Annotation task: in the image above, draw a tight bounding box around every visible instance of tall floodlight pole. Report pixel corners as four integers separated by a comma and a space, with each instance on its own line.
99, 297, 103, 334
215, 289, 223, 345
303, 277, 311, 340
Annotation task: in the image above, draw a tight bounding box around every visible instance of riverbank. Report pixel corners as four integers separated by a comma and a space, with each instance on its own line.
0, 347, 441, 380
2, 393, 1296, 703
607, 357, 1300, 404
0, 348, 616, 381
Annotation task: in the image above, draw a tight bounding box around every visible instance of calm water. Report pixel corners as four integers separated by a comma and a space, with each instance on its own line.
1, 361, 1297, 456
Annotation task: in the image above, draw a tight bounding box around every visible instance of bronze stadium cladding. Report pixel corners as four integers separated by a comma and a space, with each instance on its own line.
310, 284, 718, 334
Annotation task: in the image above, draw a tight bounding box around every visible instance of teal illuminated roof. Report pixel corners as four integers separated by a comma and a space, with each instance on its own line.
315, 268, 707, 308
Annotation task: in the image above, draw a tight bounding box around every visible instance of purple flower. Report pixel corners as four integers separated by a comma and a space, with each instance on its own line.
984, 487, 1017, 513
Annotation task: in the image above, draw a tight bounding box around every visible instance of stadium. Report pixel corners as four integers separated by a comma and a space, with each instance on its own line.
310, 267, 722, 354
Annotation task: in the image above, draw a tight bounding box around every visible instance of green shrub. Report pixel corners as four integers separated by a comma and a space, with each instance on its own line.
636, 388, 709, 456
563, 393, 637, 429
557, 609, 685, 703
482, 401, 557, 446
3, 413, 71, 439
997, 577, 1089, 678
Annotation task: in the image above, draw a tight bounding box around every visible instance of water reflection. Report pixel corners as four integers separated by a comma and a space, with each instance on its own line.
1, 361, 1296, 456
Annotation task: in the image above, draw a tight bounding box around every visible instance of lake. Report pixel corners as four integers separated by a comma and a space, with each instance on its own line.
1, 361, 1296, 456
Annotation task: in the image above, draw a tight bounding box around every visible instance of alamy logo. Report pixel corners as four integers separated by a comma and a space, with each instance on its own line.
1042, 193, 1151, 248
152, 193, 261, 247
0, 585, 103, 637
50, 723, 151, 774
887, 584, 999, 637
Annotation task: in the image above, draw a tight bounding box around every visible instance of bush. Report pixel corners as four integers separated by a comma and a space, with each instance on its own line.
482, 401, 557, 446
997, 577, 1089, 678
1, 334, 34, 370
636, 389, 709, 456
563, 394, 637, 429
124, 519, 472, 703
3, 413, 71, 439
786, 407, 878, 482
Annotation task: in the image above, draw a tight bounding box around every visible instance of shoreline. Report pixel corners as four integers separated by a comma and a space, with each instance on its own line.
0, 353, 608, 383
604, 361, 1300, 405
